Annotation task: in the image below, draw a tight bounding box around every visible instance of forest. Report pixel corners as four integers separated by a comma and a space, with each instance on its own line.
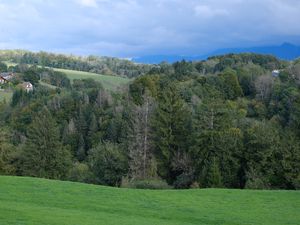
0, 52, 300, 190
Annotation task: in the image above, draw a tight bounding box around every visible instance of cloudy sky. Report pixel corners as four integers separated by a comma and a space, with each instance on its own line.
0, 0, 299, 57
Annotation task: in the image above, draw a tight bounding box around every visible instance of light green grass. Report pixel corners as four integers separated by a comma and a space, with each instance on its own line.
0, 90, 13, 102
53, 68, 130, 90
0, 176, 299, 225
39, 81, 57, 89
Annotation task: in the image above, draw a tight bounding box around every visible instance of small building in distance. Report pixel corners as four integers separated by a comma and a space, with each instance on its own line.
20, 82, 34, 92
272, 70, 280, 77
0, 76, 8, 84
0, 72, 14, 80
0, 72, 14, 84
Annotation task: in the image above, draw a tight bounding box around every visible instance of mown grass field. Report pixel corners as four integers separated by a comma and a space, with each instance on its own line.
0, 176, 299, 225
49, 68, 130, 90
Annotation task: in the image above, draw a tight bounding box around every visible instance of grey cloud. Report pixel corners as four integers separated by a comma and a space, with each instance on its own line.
0, 0, 299, 57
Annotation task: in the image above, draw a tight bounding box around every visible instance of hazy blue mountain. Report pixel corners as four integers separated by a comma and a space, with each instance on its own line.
132, 43, 300, 64
132, 55, 205, 64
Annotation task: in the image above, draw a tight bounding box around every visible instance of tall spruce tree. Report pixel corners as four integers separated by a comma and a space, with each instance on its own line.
22, 107, 71, 179
152, 85, 191, 183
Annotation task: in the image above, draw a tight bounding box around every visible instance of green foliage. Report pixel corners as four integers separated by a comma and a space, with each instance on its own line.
88, 142, 128, 186
152, 85, 191, 182
0, 128, 16, 175
41, 69, 71, 88
192, 100, 243, 188
67, 162, 93, 183
245, 167, 269, 189
0, 61, 8, 72
121, 178, 172, 189
220, 69, 243, 99
23, 66, 40, 85
173, 60, 195, 80
129, 75, 159, 105
21, 107, 72, 179
1, 53, 300, 190
205, 157, 223, 188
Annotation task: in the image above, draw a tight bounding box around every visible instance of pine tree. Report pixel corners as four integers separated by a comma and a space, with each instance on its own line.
87, 113, 98, 149
152, 85, 191, 182
77, 134, 86, 161
0, 128, 16, 175
205, 157, 223, 188
22, 107, 71, 179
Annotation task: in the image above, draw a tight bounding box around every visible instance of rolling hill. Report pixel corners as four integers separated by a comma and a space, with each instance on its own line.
0, 176, 299, 225
52, 68, 131, 90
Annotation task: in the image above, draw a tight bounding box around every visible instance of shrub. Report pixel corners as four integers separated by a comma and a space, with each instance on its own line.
173, 173, 194, 189
68, 162, 93, 183
245, 168, 270, 190
121, 178, 172, 190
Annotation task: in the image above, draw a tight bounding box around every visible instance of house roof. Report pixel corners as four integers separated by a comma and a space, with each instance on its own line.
0, 76, 9, 82
22, 82, 33, 87
0, 72, 14, 80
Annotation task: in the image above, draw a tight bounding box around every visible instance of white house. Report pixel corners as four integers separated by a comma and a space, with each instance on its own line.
272, 70, 280, 77
21, 82, 34, 92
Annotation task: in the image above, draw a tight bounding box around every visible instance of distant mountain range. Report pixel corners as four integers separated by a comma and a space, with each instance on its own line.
132, 43, 300, 64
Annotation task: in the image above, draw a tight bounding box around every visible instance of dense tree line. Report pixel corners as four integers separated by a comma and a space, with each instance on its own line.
0, 53, 300, 190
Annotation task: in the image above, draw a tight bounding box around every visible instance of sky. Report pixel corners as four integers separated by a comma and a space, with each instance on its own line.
0, 0, 299, 57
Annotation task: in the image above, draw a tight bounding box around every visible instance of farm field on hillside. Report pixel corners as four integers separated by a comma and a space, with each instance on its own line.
50, 68, 130, 90
0, 176, 299, 225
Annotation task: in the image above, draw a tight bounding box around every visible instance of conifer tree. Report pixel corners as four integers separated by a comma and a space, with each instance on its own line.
22, 107, 71, 179
152, 85, 191, 182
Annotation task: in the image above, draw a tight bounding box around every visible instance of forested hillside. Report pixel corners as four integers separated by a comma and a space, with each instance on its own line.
0, 50, 154, 78
1, 53, 300, 190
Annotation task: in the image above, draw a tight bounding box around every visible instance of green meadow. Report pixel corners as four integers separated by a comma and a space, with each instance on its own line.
51, 68, 130, 90
0, 176, 299, 225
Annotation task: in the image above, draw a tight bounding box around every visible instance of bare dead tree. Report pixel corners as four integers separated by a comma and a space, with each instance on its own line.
255, 75, 274, 101
129, 93, 156, 179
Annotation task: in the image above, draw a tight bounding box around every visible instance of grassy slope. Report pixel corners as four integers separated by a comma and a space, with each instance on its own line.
52, 68, 130, 90
39, 81, 57, 89
0, 176, 299, 225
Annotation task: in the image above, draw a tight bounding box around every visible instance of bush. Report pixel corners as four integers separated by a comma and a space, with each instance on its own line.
88, 142, 128, 186
68, 162, 93, 183
173, 173, 194, 189
245, 168, 269, 190
121, 178, 172, 190
190, 182, 200, 189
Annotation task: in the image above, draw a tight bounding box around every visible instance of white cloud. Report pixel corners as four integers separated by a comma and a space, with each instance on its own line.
77, 0, 98, 7
194, 5, 229, 18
